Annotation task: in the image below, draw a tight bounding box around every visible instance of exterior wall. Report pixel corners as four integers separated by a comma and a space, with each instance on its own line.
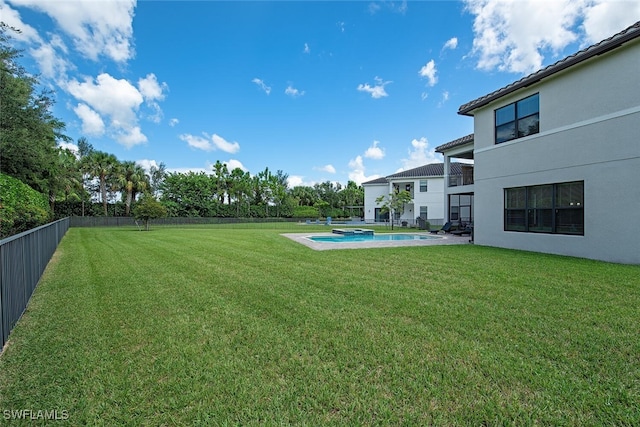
472, 40, 640, 264
363, 176, 446, 225
390, 177, 445, 225
363, 183, 388, 223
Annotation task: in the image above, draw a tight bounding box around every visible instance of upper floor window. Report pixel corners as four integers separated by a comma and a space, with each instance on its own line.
495, 93, 539, 144
419, 180, 428, 192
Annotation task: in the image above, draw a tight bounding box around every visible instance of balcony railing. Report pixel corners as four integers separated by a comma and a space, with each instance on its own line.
448, 165, 474, 187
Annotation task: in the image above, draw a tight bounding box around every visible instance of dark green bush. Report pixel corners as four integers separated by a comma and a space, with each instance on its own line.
0, 173, 51, 238
292, 205, 320, 219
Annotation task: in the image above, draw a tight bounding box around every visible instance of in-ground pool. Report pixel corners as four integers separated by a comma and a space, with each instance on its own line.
308, 233, 440, 243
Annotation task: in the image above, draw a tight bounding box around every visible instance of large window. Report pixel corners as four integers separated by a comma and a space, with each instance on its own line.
495, 93, 539, 144
504, 181, 583, 235
449, 194, 473, 223
419, 180, 428, 192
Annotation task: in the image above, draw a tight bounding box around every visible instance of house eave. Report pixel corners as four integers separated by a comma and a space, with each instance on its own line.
458, 21, 640, 116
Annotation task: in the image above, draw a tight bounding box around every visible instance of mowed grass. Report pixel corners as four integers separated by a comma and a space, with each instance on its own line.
1, 227, 639, 425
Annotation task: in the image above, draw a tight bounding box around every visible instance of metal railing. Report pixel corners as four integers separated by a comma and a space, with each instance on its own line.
448, 171, 475, 187
0, 218, 69, 350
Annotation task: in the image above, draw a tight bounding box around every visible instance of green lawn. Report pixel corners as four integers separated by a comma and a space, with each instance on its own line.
1, 226, 639, 425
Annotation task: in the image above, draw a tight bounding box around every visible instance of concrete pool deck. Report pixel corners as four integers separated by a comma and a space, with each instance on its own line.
282, 232, 472, 251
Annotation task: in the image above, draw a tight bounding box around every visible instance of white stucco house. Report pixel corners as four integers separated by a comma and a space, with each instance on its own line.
436, 21, 640, 264
362, 163, 465, 227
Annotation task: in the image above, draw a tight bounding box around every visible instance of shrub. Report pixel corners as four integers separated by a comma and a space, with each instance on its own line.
293, 205, 320, 219
0, 173, 51, 238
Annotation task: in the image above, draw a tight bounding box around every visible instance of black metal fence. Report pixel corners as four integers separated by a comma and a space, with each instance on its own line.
0, 218, 69, 350
69, 216, 334, 229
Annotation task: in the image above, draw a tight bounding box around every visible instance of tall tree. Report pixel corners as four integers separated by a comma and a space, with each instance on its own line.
148, 162, 166, 197
51, 147, 83, 208
117, 161, 149, 216
271, 170, 289, 217
228, 167, 250, 216
211, 160, 229, 204
0, 26, 70, 195
86, 151, 119, 216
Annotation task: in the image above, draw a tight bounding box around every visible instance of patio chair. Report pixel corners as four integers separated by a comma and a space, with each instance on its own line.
451, 222, 473, 236
429, 221, 452, 234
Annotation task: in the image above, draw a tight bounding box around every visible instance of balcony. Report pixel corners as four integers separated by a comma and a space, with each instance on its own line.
448, 165, 474, 187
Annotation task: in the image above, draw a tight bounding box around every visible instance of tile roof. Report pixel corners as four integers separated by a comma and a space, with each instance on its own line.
458, 20, 640, 116
363, 162, 466, 185
361, 177, 389, 185
434, 133, 474, 153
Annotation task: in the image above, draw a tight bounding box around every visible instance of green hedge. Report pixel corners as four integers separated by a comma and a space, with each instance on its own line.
0, 173, 51, 238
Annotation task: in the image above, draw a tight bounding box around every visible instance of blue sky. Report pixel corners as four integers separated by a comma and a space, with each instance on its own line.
3, 0, 639, 187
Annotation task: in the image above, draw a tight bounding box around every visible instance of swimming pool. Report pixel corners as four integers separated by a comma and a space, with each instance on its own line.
308, 233, 440, 243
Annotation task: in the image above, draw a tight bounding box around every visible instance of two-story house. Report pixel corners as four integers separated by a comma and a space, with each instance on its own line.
362, 163, 465, 227
437, 21, 640, 264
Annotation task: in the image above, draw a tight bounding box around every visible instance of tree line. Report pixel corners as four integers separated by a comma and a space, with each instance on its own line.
0, 26, 363, 236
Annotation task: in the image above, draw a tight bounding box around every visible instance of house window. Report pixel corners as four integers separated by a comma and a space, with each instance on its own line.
449, 194, 473, 223
504, 181, 583, 235
419, 206, 428, 220
419, 180, 428, 192
495, 93, 539, 144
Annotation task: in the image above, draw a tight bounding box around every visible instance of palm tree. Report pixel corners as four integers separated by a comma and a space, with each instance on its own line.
85, 151, 118, 216
117, 161, 149, 216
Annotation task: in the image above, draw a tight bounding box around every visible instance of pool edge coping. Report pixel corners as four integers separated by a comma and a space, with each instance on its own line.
281, 231, 471, 251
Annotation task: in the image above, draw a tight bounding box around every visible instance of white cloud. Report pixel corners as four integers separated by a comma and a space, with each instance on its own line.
8, 0, 136, 62
438, 91, 450, 107
398, 137, 441, 171
285, 85, 305, 98
463, 0, 638, 75
58, 141, 79, 157
368, 1, 408, 15
0, 1, 42, 43
136, 159, 160, 173
225, 159, 246, 172
212, 134, 240, 154
347, 155, 380, 185
357, 77, 392, 99
303, 43, 310, 54
66, 73, 143, 127
180, 134, 212, 151
337, 21, 345, 33
252, 78, 271, 95
364, 140, 385, 160
287, 175, 305, 188
73, 103, 105, 136
137, 73, 168, 124
180, 133, 240, 154
1, 2, 73, 81
169, 118, 179, 127
443, 37, 458, 50
418, 60, 438, 86
138, 73, 167, 101
465, 0, 582, 73
314, 164, 336, 174
117, 126, 147, 148
582, 1, 640, 44
65, 72, 149, 147
29, 36, 71, 81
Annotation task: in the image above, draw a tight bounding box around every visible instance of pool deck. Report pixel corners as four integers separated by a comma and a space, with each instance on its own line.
282, 231, 472, 251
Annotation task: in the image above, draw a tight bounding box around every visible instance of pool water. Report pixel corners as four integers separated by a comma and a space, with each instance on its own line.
308, 233, 440, 243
